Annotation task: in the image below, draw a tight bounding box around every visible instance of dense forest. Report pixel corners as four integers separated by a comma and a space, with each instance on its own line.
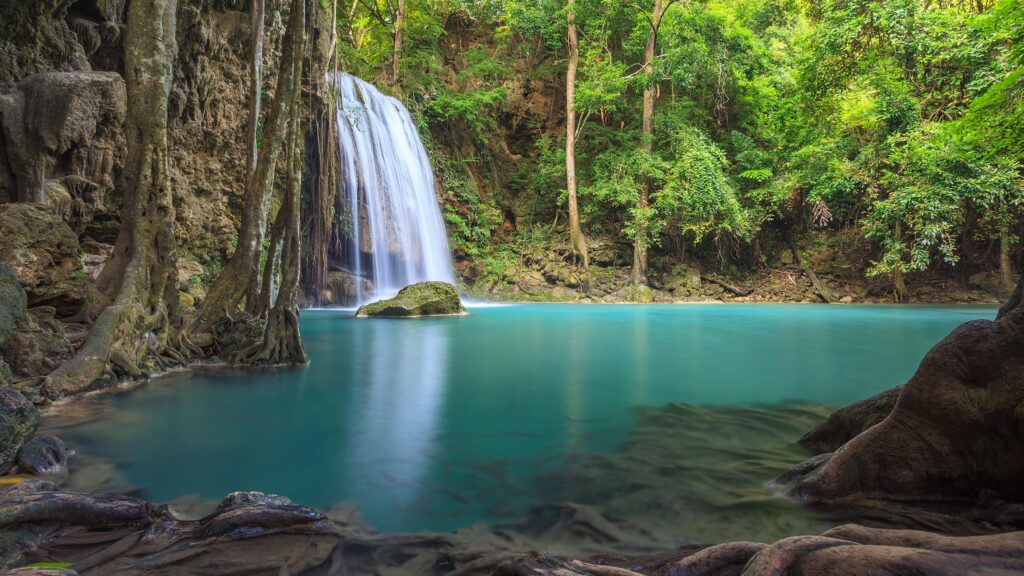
2, 0, 1024, 574
331, 0, 1023, 303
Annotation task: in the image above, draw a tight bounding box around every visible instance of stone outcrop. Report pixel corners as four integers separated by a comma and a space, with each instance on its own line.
356, 281, 467, 317
0, 72, 125, 220
0, 390, 38, 473
0, 204, 90, 317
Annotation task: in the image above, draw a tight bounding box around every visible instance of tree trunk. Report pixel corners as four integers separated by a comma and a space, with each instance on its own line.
241, 0, 267, 313
565, 0, 588, 269
44, 0, 180, 398
633, 0, 667, 287
191, 0, 305, 335
1000, 230, 1015, 296
241, 35, 308, 366
245, 0, 265, 194
391, 0, 406, 93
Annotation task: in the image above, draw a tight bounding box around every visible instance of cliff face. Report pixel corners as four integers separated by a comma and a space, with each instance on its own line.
0, 0, 295, 285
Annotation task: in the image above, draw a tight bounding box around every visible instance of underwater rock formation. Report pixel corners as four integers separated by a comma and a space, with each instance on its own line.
356, 281, 467, 317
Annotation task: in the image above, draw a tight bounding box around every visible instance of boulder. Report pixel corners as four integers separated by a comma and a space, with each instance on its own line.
0, 204, 90, 317
3, 306, 74, 379
16, 435, 68, 477
317, 269, 373, 307
780, 291, 1024, 508
356, 282, 467, 317
0, 263, 26, 347
215, 491, 293, 512
0, 388, 39, 472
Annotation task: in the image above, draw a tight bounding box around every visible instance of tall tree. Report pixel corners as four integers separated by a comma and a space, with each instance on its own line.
44, 0, 180, 397
391, 0, 406, 92
241, 1, 308, 365
633, 0, 674, 287
242, 0, 267, 313
565, 0, 589, 269
191, 0, 306, 336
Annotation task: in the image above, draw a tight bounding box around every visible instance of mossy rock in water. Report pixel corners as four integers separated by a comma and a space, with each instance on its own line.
356, 282, 467, 318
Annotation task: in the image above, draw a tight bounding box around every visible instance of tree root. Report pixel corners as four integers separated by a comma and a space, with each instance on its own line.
702, 274, 753, 296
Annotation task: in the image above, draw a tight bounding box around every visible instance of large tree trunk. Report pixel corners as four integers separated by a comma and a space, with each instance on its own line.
43, 0, 180, 398
191, 0, 305, 336
565, 0, 588, 270
633, 0, 670, 288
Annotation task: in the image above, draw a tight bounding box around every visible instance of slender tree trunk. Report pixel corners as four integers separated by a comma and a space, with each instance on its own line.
565, 0, 588, 269
242, 0, 267, 313
192, 0, 305, 335
391, 0, 406, 93
1000, 230, 1015, 296
634, 0, 667, 288
245, 0, 265, 193
44, 0, 180, 398
241, 33, 308, 365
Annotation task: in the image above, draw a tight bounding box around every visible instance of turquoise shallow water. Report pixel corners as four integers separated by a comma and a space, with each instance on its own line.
56, 304, 996, 541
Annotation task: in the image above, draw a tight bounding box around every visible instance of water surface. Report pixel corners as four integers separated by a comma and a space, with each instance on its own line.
54, 304, 995, 545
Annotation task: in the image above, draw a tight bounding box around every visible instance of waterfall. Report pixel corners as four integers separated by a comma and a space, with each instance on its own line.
333, 73, 454, 305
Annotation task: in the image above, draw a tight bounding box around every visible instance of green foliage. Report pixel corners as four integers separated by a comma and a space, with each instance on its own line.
333, 0, 1023, 293
424, 86, 508, 144
435, 155, 500, 259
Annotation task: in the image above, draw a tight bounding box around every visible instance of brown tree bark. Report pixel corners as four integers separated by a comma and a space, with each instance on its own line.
565, 0, 589, 269
241, 38, 308, 366
245, 0, 265, 193
191, 0, 306, 336
633, 0, 672, 287
43, 0, 180, 398
1000, 229, 1015, 296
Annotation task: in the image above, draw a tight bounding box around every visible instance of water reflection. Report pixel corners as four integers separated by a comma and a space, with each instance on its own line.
343, 320, 451, 523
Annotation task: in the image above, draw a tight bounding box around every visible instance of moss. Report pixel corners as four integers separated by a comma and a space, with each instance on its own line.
356, 282, 467, 317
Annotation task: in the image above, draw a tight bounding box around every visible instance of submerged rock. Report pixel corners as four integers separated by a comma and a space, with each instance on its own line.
356, 282, 467, 317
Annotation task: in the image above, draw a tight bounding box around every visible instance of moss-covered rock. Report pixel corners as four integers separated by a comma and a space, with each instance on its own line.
0, 388, 38, 472
356, 282, 467, 318
0, 203, 90, 317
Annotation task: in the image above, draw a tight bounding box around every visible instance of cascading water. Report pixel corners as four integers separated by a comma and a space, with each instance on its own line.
333, 73, 454, 305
